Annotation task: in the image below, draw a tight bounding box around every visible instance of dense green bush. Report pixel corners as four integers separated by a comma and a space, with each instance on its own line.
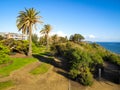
79, 67, 93, 86
13, 40, 28, 54
0, 38, 14, 48
0, 39, 29, 54
0, 43, 10, 64
66, 48, 93, 85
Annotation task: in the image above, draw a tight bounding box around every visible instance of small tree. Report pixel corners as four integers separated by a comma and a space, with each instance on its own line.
69, 34, 84, 42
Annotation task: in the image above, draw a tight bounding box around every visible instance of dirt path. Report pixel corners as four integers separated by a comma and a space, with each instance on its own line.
5, 60, 69, 90
87, 79, 120, 90
1, 55, 119, 90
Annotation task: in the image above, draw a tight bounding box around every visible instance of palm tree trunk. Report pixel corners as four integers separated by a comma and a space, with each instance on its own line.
28, 24, 32, 56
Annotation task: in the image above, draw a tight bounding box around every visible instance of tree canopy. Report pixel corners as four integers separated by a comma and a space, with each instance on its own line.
69, 34, 84, 42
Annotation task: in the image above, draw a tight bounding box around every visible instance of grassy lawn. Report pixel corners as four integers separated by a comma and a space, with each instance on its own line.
30, 63, 51, 75
0, 57, 38, 77
0, 80, 14, 90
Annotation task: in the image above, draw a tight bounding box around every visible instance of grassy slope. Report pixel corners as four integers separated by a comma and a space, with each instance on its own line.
0, 57, 38, 77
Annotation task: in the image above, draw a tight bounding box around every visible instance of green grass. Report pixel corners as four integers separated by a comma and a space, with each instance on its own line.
0, 57, 38, 77
0, 80, 14, 90
32, 45, 46, 54
30, 63, 51, 75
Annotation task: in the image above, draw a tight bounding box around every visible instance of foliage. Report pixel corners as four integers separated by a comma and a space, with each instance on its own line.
66, 47, 93, 85
0, 38, 14, 48
0, 54, 10, 65
30, 63, 51, 75
78, 67, 93, 86
50, 34, 68, 46
69, 33, 84, 42
0, 57, 38, 77
105, 53, 120, 66
1, 38, 46, 55
50, 39, 120, 85
17, 8, 42, 56
39, 36, 46, 45
32, 34, 39, 46
0, 43, 10, 64
51, 34, 58, 45
13, 40, 29, 54
32, 43, 46, 54
1, 39, 29, 54
0, 35, 4, 41
40, 24, 52, 48
0, 80, 14, 90
51, 42, 94, 85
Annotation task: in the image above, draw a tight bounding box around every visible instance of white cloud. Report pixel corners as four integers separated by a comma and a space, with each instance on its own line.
83, 34, 96, 41
88, 35, 96, 39
50, 31, 67, 37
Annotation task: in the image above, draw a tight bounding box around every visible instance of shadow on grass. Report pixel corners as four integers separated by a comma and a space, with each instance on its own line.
32, 53, 73, 80
33, 53, 70, 71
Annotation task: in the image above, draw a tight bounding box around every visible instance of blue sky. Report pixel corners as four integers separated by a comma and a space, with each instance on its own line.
0, 0, 120, 42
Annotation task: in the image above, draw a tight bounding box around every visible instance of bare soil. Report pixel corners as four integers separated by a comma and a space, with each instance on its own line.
7, 63, 69, 90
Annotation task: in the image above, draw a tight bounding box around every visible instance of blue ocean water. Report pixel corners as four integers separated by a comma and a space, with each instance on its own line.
96, 42, 120, 54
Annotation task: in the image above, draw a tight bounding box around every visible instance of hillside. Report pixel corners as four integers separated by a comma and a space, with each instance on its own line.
0, 40, 120, 90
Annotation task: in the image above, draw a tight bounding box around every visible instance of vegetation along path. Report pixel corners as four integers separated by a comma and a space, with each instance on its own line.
0, 54, 120, 90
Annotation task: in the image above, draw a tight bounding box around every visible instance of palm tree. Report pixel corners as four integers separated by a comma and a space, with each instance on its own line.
40, 24, 52, 49
16, 8, 42, 56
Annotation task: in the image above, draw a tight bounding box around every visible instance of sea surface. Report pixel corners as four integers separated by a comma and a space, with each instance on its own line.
96, 42, 120, 54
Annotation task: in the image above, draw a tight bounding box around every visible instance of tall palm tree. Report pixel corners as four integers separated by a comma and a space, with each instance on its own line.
40, 24, 52, 48
16, 8, 42, 56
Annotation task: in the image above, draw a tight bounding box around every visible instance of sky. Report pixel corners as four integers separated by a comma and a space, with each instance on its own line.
0, 0, 120, 42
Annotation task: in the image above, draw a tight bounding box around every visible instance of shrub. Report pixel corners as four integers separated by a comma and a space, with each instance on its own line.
13, 40, 28, 54
70, 64, 93, 86
79, 67, 93, 86
0, 43, 10, 64
0, 39, 29, 54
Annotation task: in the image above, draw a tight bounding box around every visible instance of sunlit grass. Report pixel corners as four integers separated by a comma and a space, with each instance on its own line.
0, 57, 38, 77
30, 63, 51, 75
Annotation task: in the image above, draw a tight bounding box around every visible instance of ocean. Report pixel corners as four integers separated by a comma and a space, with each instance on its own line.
96, 42, 120, 54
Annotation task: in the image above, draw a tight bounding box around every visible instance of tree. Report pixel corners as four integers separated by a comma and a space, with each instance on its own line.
69, 34, 84, 42
40, 24, 52, 48
16, 8, 42, 56
51, 34, 58, 45
32, 34, 39, 46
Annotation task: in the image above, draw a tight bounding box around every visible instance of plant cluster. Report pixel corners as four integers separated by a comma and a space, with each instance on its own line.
50, 41, 120, 85
0, 43, 10, 64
